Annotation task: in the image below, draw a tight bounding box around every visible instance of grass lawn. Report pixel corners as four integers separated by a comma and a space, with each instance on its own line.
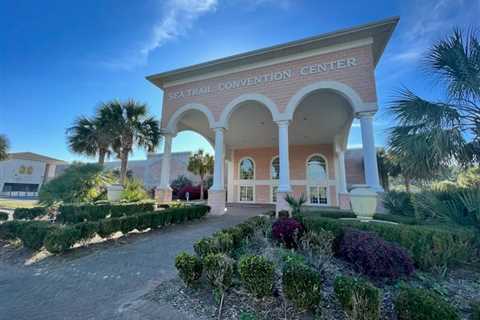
0, 198, 39, 209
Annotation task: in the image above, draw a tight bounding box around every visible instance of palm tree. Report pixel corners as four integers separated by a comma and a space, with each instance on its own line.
0, 134, 9, 161
98, 100, 160, 185
388, 29, 480, 180
187, 149, 213, 200
67, 116, 113, 165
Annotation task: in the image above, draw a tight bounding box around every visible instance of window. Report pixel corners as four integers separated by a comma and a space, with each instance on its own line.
272, 186, 278, 203
239, 158, 254, 202
271, 156, 280, 180
307, 155, 328, 205
2, 183, 39, 192
240, 186, 254, 202
239, 159, 254, 180
271, 156, 279, 203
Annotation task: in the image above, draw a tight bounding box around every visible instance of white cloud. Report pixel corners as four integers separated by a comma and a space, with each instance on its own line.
387, 0, 478, 64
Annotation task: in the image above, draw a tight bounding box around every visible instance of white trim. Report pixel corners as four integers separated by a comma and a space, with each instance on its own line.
284, 80, 374, 118
218, 93, 280, 128
162, 38, 374, 88
166, 103, 216, 133
233, 179, 336, 186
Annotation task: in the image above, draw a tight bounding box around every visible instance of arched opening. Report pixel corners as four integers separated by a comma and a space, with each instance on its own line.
289, 89, 355, 206
225, 98, 277, 204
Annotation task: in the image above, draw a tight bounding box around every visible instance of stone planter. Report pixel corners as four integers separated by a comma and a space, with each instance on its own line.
106, 184, 124, 202
349, 184, 378, 220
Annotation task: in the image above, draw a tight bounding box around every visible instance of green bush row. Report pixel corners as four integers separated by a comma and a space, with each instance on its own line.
57, 201, 156, 223
305, 209, 417, 225
13, 207, 48, 220
0, 205, 210, 253
297, 214, 478, 270
0, 212, 8, 221
395, 287, 459, 320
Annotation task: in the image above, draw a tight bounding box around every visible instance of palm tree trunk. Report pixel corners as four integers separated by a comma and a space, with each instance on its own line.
120, 150, 129, 185
199, 176, 204, 200
98, 149, 106, 166
404, 176, 411, 193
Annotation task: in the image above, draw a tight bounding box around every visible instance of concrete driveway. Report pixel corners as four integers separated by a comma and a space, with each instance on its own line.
0, 208, 264, 320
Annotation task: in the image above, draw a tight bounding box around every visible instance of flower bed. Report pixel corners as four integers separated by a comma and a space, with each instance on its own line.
154, 214, 479, 320
0, 205, 210, 254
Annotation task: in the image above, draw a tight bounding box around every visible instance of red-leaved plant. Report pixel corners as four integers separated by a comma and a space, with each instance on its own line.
272, 218, 305, 249
337, 229, 415, 281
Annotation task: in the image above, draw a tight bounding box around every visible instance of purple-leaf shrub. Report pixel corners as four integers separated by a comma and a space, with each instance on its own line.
337, 229, 415, 281
272, 218, 305, 249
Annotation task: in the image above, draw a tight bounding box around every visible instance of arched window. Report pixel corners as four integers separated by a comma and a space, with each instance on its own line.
271, 156, 280, 202
239, 158, 254, 202
307, 155, 328, 204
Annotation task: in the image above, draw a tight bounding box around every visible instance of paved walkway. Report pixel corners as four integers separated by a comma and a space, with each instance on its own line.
0, 208, 263, 320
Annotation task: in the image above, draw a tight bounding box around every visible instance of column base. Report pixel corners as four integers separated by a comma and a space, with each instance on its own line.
207, 189, 226, 215
339, 193, 351, 210
155, 187, 172, 203
275, 191, 291, 217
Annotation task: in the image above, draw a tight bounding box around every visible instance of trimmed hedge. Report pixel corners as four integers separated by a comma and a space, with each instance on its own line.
334, 276, 380, 320
13, 207, 48, 220
306, 209, 417, 225
395, 287, 459, 320
298, 214, 477, 270
0, 205, 210, 254
239, 255, 275, 298
0, 212, 8, 221
175, 252, 203, 287
282, 261, 322, 311
57, 201, 156, 223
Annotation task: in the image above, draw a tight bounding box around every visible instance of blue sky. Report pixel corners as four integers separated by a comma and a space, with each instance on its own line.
0, 0, 478, 162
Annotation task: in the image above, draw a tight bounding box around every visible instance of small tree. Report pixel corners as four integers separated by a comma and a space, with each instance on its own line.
39, 163, 116, 205
285, 194, 307, 215
0, 134, 9, 161
187, 149, 213, 200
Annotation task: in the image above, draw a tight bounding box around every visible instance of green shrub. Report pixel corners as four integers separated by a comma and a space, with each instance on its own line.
74, 221, 99, 240
298, 214, 476, 270
472, 301, 480, 320
395, 287, 459, 320
44, 226, 81, 253
136, 212, 154, 231
120, 215, 138, 234
239, 255, 275, 298
39, 163, 115, 205
0, 220, 27, 239
194, 237, 217, 258
98, 218, 122, 238
334, 276, 380, 320
0, 212, 8, 221
384, 191, 415, 216
18, 221, 52, 250
203, 253, 234, 292
13, 207, 48, 220
121, 178, 149, 202
212, 231, 234, 254
175, 252, 203, 287
58, 201, 156, 223
282, 262, 322, 311
239, 312, 257, 320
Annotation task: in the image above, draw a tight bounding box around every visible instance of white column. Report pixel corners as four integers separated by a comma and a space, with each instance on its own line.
159, 133, 173, 188
211, 127, 225, 191
337, 150, 347, 193
277, 120, 291, 192
358, 112, 382, 191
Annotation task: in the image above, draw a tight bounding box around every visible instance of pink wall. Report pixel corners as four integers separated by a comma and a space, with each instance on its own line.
161, 45, 376, 127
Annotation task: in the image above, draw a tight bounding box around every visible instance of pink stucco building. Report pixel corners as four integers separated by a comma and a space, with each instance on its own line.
147, 17, 398, 214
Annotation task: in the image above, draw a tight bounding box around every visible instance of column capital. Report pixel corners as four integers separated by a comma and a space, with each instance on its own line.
275, 120, 290, 127
213, 126, 226, 133
355, 111, 376, 119
160, 128, 175, 137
